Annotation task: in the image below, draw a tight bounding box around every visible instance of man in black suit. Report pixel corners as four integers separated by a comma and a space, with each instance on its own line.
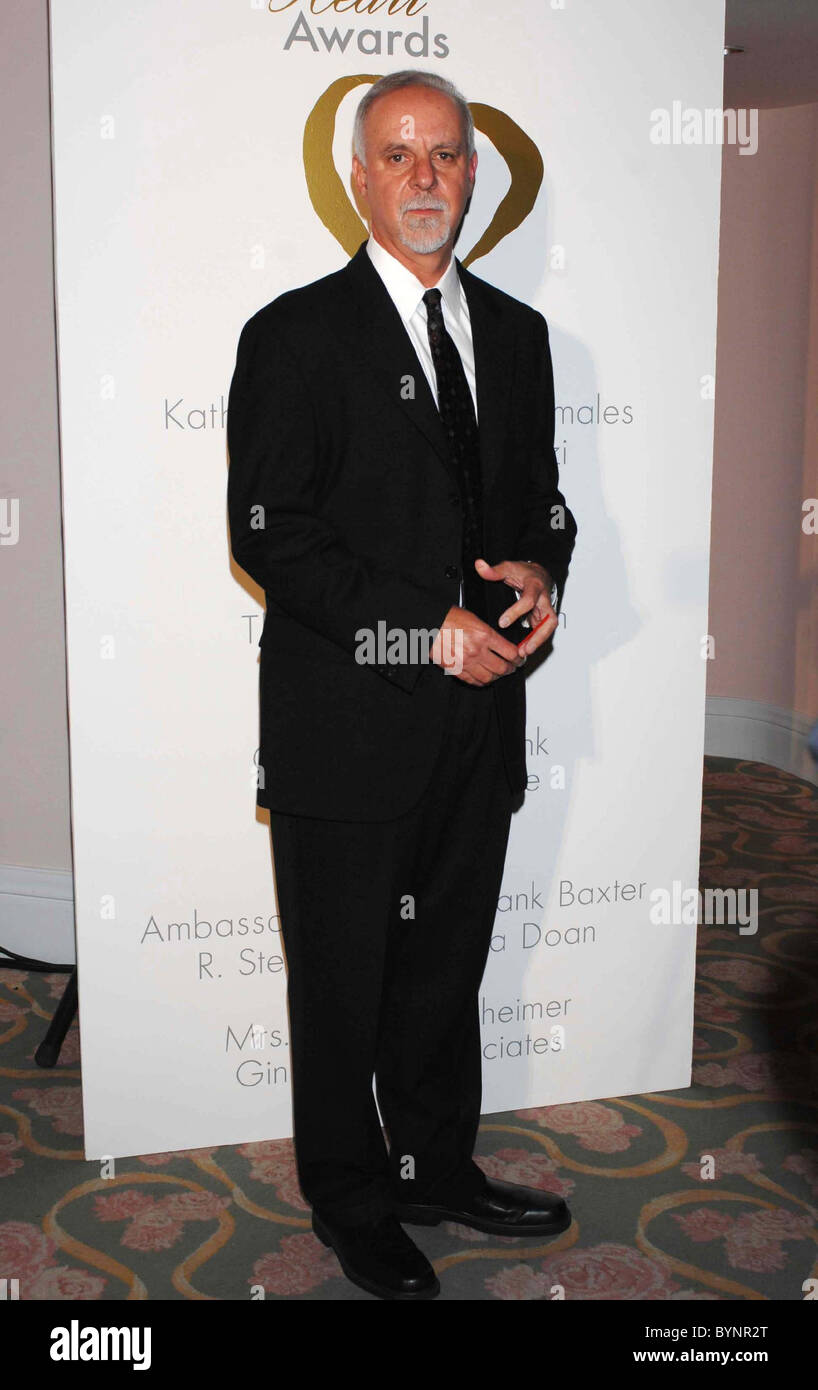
227, 68, 577, 1300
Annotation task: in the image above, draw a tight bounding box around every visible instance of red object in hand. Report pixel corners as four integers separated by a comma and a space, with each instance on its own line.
517, 613, 552, 651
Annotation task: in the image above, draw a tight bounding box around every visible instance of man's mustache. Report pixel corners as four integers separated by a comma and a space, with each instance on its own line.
400, 197, 449, 214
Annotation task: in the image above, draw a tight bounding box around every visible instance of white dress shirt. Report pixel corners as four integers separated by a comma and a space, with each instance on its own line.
365, 235, 478, 418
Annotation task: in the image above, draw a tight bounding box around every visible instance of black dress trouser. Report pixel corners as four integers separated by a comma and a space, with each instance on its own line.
268, 675, 515, 1223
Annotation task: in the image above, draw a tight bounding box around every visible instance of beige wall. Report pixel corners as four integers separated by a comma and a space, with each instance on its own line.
708, 102, 818, 717
797, 114, 818, 721
1, 10, 816, 885
1, 0, 72, 874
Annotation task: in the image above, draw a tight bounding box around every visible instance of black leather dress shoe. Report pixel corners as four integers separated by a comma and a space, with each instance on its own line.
394, 1178, 572, 1238
312, 1210, 440, 1299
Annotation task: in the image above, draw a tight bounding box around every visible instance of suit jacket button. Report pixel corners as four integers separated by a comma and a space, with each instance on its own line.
444, 564, 458, 579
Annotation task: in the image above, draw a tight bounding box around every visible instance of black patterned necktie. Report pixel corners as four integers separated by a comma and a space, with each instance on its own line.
423, 288, 487, 621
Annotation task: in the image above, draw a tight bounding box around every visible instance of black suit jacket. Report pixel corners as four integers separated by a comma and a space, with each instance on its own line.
226, 240, 576, 820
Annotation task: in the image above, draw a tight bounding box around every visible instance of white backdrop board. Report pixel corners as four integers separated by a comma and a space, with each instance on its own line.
49, 0, 725, 1157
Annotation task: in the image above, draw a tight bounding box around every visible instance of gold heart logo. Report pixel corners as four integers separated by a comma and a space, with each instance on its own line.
303, 74, 543, 266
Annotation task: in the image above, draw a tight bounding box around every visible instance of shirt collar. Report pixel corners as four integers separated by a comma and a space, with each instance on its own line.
366, 235, 464, 327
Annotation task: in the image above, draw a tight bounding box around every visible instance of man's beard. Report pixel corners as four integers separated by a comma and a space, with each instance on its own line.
397, 197, 452, 253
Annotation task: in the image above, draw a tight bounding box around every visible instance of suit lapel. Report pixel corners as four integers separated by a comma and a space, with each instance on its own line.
342, 243, 454, 481
341, 241, 513, 498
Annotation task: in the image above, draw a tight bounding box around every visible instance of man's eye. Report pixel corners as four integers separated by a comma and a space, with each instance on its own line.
390, 153, 405, 163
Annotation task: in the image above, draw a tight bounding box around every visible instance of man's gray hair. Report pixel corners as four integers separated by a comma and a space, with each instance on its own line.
352, 70, 475, 164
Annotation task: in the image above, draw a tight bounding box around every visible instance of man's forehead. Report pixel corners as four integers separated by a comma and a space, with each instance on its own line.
367, 88, 462, 132
376, 129, 464, 151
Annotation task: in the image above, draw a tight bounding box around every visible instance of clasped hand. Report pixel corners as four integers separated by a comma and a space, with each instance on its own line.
430, 558, 557, 687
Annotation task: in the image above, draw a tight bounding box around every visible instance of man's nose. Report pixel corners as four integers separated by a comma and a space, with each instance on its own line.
411, 154, 436, 188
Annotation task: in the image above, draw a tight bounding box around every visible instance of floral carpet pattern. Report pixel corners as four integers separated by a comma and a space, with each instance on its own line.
1, 757, 816, 1300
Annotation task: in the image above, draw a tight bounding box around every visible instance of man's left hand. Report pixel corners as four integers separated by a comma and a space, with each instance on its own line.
473, 557, 557, 657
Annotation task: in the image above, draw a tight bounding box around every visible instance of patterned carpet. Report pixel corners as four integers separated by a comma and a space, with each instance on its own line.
1, 756, 816, 1301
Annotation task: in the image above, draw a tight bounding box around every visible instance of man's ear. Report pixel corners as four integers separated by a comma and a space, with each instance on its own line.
352, 154, 367, 197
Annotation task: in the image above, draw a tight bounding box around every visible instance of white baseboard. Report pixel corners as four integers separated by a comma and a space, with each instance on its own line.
0, 864, 76, 967
705, 696, 818, 787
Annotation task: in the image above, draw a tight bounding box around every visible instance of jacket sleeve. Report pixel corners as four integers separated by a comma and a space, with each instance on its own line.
226, 310, 451, 694
514, 311, 577, 611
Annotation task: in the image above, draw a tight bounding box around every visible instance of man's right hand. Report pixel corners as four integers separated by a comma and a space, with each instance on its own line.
430, 606, 527, 687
